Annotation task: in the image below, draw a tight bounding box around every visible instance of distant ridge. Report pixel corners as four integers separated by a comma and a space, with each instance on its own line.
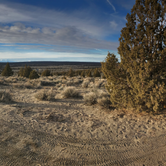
0, 61, 101, 67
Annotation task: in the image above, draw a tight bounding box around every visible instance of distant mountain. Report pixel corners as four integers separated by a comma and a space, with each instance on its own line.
0, 61, 101, 67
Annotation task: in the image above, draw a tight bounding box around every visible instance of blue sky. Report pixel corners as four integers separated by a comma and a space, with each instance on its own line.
0, 0, 135, 62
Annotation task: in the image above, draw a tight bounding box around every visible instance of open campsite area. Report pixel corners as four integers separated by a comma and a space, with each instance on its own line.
1, 0, 166, 165
0, 63, 166, 165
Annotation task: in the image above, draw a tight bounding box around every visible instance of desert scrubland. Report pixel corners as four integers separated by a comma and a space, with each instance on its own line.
0, 68, 166, 165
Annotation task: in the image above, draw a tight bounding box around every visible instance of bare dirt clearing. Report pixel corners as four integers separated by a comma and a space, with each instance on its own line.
0, 75, 166, 165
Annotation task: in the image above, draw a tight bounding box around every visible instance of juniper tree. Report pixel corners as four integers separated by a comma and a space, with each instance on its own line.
102, 0, 166, 113
93, 68, 101, 77
29, 70, 39, 79
18, 67, 24, 76
1, 63, 13, 76
18, 65, 32, 78
41, 69, 51, 76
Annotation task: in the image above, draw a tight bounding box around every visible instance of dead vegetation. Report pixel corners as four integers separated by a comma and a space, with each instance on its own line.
0, 75, 109, 108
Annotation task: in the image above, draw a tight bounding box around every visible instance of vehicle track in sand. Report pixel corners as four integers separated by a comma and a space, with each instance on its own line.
1, 116, 166, 166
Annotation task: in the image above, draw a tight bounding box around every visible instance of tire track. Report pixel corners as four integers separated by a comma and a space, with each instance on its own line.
1, 118, 166, 165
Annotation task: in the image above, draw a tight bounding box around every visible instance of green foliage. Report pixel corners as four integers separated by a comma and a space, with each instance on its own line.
18, 65, 32, 78
18, 67, 24, 77
102, 0, 166, 113
41, 69, 51, 76
1, 63, 13, 76
93, 68, 101, 77
29, 70, 39, 79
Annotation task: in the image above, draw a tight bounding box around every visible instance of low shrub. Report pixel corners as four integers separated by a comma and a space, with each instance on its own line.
97, 91, 111, 107
83, 92, 97, 105
83, 89, 110, 106
82, 80, 90, 88
61, 86, 80, 98
34, 89, 55, 101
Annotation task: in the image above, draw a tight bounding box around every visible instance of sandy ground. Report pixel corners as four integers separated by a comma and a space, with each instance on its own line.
1, 76, 166, 166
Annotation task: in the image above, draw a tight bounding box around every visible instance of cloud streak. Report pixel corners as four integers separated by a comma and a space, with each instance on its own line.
107, 0, 116, 12
0, 1, 128, 61
0, 23, 119, 51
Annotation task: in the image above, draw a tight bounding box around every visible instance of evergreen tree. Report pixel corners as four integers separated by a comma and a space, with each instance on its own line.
1, 63, 13, 76
18, 67, 24, 76
29, 70, 39, 79
102, 0, 166, 113
41, 69, 51, 76
23, 65, 32, 78
93, 68, 101, 77
18, 65, 32, 78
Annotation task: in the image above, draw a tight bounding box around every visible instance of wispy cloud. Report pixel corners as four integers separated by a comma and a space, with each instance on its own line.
110, 21, 118, 29
0, 52, 109, 62
115, 0, 135, 10
0, 23, 119, 51
106, 0, 116, 12
0, 2, 127, 58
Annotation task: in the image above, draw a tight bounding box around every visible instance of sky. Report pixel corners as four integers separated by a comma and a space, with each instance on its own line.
0, 0, 136, 62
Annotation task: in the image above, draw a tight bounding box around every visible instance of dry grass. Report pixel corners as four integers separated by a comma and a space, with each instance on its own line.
83, 92, 97, 105
0, 91, 12, 102
94, 80, 106, 88
61, 86, 80, 98
34, 88, 55, 101
0, 75, 109, 106
83, 89, 110, 107
82, 80, 90, 88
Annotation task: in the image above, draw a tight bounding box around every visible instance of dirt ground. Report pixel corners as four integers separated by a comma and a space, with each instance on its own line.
1, 75, 166, 166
